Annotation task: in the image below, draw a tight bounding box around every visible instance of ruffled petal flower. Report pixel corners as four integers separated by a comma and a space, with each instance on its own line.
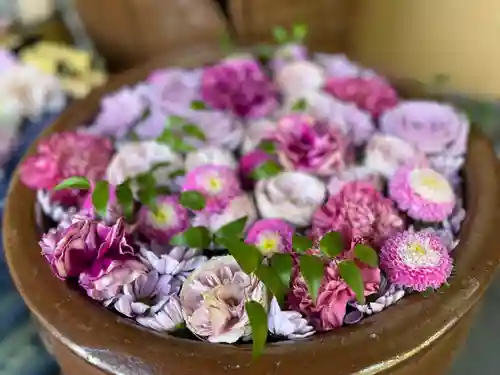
389, 166, 455, 222
245, 219, 294, 256
380, 229, 453, 291
135, 296, 184, 332
185, 146, 237, 171
268, 298, 314, 339
241, 118, 277, 154
354, 284, 405, 315
276, 60, 326, 97
327, 166, 383, 196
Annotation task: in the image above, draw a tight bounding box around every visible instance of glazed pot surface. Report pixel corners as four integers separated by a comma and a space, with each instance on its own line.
4, 46, 500, 375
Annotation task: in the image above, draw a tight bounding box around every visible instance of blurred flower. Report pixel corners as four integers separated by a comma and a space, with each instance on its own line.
271, 43, 308, 74
138, 195, 189, 245
428, 154, 464, 187
0, 49, 17, 71
241, 118, 277, 154
380, 229, 453, 292
180, 256, 267, 343
418, 226, 457, 253
314, 53, 375, 79
245, 219, 294, 256
80, 183, 124, 224
20, 131, 113, 191
239, 150, 273, 185
327, 166, 383, 196
312, 181, 404, 247
185, 146, 237, 171
379, 101, 469, 157
288, 261, 380, 331
389, 166, 455, 222
36, 189, 78, 226
201, 57, 277, 119
255, 171, 326, 227
271, 114, 347, 176
182, 165, 242, 213
325, 76, 398, 117
0, 93, 22, 166
276, 60, 326, 97
268, 297, 314, 339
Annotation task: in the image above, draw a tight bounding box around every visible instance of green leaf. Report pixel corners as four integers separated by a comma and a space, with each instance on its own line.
254, 44, 275, 60
169, 169, 186, 179
319, 231, 344, 258
432, 73, 450, 87
270, 253, 293, 289
53, 176, 90, 191
291, 98, 307, 112
245, 301, 268, 359
219, 32, 234, 53
354, 244, 379, 267
156, 127, 175, 144
299, 255, 325, 303
190, 100, 207, 110
338, 260, 365, 304
168, 115, 185, 128
218, 237, 262, 274
215, 216, 248, 239
255, 264, 286, 305
170, 226, 211, 249
150, 162, 171, 172
250, 161, 282, 180
116, 182, 134, 220
136, 173, 158, 213
292, 234, 313, 252
179, 190, 206, 211
272, 26, 288, 44
156, 186, 171, 195
257, 140, 276, 154
169, 137, 196, 153
292, 23, 308, 42
92, 180, 110, 218
129, 131, 140, 141
182, 123, 206, 141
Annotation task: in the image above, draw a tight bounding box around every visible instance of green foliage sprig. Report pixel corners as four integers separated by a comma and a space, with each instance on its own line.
272, 23, 308, 45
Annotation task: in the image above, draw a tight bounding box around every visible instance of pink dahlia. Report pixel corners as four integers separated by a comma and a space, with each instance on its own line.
201, 56, 278, 119
389, 166, 455, 222
271, 114, 347, 176
288, 261, 380, 331
138, 195, 189, 245
325, 76, 398, 117
245, 219, 295, 256
182, 165, 242, 213
380, 230, 453, 291
20, 131, 113, 191
312, 181, 404, 247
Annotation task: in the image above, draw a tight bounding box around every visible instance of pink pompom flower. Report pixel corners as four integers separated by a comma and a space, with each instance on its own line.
245, 219, 295, 256
325, 76, 398, 117
389, 166, 455, 222
182, 165, 242, 213
138, 195, 189, 245
380, 229, 453, 292
201, 56, 278, 119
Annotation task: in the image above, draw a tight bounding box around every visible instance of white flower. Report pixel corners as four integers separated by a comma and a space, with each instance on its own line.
136, 296, 184, 332
255, 171, 326, 227
268, 298, 314, 339
185, 146, 237, 171
275, 61, 326, 97
36, 190, 77, 226
355, 287, 405, 315
314, 53, 376, 79
241, 118, 277, 154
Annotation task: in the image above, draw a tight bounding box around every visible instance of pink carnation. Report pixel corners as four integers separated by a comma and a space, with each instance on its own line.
271, 114, 347, 176
389, 166, 455, 222
201, 56, 278, 119
380, 230, 453, 291
288, 261, 380, 331
245, 219, 295, 255
20, 131, 113, 191
312, 181, 404, 247
325, 77, 398, 117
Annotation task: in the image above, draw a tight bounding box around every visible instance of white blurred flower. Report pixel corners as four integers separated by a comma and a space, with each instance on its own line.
185, 146, 237, 171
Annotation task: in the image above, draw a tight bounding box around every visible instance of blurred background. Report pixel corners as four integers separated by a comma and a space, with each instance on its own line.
0, 0, 498, 374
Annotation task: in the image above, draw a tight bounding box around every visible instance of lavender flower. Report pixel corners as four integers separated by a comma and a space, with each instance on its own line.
268, 298, 314, 339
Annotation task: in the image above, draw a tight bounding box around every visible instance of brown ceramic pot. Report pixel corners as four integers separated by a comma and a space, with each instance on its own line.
4, 46, 500, 375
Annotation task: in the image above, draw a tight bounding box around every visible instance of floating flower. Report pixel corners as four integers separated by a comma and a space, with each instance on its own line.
241, 118, 277, 154
379, 101, 469, 157
245, 219, 294, 256
20, 131, 113, 191
380, 230, 453, 291
364, 134, 428, 178
180, 256, 267, 343
182, 165, 242, 213
271, 43, 308, 74
271, 114, 347, 176
201, 56, 278, 119
312, 181, 404, 247
136, 296, 184, 332
138, 195, 189, 244
314, 53, 375, 79
354, 284, 405, 316
389, 166, 455, 222
325, 76, 398, 117
327, 166, 383, 196
239, 150, 273, 184
185, 146, 237, 171
268, 297, 314, 339
276, 60, 326, 96
36, 189, 78, 226
288, 261, 380, 331
255, 171, 327, 227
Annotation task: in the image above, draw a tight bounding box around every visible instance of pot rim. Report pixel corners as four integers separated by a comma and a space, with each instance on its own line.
4, 44, 500, 374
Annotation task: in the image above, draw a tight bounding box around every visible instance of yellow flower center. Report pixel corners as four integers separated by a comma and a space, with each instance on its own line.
258, 232, 281, 255
152, 205, 175, 226
409, 242, 427, 256
205, 176, 223, 194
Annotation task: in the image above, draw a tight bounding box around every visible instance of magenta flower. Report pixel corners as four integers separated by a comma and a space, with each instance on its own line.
288, 261, 380, 331
138, 195, 189, 245
239, 150, 273, 185
389, 166, 455, 222
312, 181, 404, 247
182, 165, 242, 213
325, 76, 398, 117
245, 219, 295, 256
271, 114, 347, 176
380, 230, 453, 291
81, 183, 123, 223
201, 56, 278, 119
20, 131, 113, 191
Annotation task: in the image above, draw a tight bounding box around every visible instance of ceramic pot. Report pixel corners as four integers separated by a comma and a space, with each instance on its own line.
4, 46, 500, 375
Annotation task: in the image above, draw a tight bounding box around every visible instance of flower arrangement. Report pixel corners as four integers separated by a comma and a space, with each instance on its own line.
20, 25, 469, 358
